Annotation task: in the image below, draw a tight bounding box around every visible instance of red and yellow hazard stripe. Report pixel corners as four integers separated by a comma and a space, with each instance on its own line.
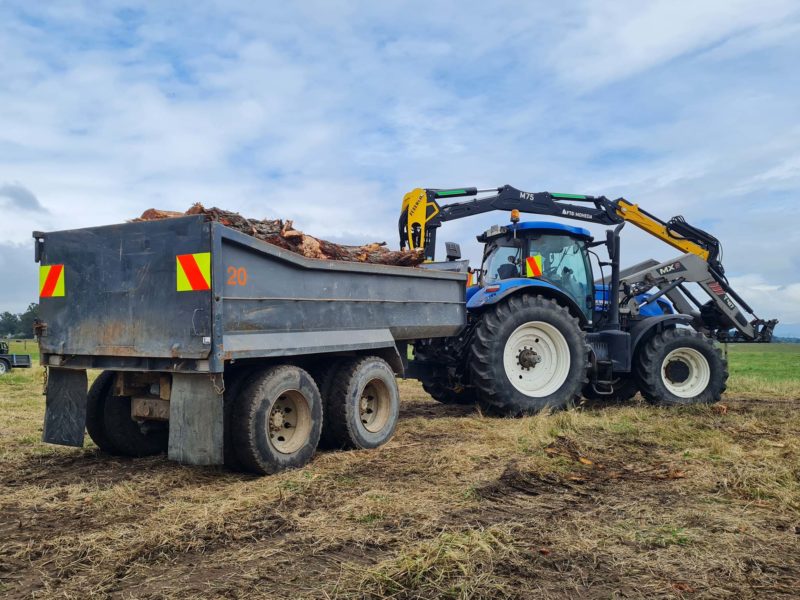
39, 264, 65, 298
176, 253, 211, 291
525, 255, 543, 278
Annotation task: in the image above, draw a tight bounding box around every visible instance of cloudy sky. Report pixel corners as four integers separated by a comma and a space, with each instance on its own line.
1, 1, 799, 334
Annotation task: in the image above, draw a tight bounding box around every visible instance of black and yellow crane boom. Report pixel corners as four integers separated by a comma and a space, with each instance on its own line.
399, 185, 716, 265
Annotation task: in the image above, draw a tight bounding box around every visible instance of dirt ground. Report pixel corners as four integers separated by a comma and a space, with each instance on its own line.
1, 369, 799, 599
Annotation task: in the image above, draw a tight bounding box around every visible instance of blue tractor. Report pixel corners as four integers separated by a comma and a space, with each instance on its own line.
400, 185, 776, 416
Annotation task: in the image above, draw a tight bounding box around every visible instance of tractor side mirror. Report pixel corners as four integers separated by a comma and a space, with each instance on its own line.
445, 242, 462, 262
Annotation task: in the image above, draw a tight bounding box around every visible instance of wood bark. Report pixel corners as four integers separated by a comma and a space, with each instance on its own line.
134, 203, 424, 266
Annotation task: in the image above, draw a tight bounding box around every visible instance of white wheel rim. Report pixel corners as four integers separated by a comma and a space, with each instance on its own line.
660, 348, 710, 398
503, 321, 571, 397
0, 362, 6, 374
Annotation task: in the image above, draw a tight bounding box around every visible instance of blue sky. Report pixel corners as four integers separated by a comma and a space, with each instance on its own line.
1, 1, 799, 333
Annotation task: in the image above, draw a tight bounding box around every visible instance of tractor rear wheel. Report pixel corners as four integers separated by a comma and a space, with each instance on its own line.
635, 328, 727, 406
470, 294, 589, 416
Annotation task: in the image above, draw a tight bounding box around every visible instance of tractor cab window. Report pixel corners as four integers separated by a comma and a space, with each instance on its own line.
483, 243, 523, 283
527, 234, 593, 312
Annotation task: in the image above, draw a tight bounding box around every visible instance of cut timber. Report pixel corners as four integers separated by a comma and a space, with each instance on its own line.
135, 203, 424, 266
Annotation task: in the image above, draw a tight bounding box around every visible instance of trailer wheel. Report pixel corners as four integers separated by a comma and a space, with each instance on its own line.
231, 365, 322, 474
309, 358, 347, 449
325, 357, 399, 450
86, 371, 119, 453
582, 377, 639, 403
223, 366, 260, 471
470, 294, 589, 416
635, 328, 728, 406
0, 359, 9, 375
86, 371, 168, 457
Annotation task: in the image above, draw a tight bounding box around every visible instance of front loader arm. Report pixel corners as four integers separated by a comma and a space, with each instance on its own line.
619, 253, 777, 342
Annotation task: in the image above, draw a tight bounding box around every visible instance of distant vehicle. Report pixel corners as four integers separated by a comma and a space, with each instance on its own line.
0, 341, 33, 375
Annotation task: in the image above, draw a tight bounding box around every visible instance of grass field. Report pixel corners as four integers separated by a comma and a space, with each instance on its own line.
0, 345, 798, 599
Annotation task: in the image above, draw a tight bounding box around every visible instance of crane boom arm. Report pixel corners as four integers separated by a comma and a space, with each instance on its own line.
399, 185, 718, 265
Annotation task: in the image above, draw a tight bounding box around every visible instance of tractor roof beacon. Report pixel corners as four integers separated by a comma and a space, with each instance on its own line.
402, 185, 777, 415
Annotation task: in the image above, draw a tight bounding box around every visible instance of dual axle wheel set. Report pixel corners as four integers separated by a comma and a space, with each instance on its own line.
86, 356, 400, 475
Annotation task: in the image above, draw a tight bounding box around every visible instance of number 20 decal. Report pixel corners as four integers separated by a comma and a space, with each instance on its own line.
227, 266, 248, 286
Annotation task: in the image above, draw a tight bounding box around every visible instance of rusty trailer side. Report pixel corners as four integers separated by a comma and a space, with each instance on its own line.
34, 216, 466, 470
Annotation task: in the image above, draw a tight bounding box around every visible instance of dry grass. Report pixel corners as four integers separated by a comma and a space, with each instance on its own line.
0, 350, 799, 599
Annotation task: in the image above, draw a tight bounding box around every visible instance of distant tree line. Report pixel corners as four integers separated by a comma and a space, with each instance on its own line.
773, 336, 800, 344
0, 303, 39, 338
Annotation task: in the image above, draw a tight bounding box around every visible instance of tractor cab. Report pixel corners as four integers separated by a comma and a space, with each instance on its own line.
477, 221, 595, 320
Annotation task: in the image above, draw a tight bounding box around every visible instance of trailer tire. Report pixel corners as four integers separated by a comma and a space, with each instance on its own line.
223, 366, 260, 471
86, 371, 169, 457
0, 359, 9, 376
325, 357, 399, 450
470, 294, 589, 416
85, 371, 119, 453
635, 327, 728, 406
309, 358, 347, 449
232, 365, 322, 475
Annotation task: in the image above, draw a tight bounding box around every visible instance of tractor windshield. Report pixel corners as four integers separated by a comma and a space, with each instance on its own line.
482, 232, 593, 316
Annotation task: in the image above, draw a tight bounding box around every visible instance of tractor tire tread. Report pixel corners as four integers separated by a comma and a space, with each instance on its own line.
469, 294, 589, 416
635, 327, 728, 406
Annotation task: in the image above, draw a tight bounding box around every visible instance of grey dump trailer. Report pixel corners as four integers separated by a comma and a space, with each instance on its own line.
33, 216, 466, 473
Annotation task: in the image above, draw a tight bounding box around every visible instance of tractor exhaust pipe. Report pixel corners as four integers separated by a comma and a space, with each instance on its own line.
603, 223, 625, 331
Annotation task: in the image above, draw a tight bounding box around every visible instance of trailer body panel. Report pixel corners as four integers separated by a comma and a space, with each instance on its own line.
36, 216, 467, 374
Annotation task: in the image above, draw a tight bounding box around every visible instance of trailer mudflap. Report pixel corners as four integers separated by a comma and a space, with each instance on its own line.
168, 373, 224, 466
42, 368, 88, 447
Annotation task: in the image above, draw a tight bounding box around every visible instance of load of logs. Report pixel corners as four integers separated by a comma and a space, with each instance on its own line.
135, 204, 424, 266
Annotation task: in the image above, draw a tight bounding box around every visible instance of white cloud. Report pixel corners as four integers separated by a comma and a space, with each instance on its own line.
549, 0, 797, 88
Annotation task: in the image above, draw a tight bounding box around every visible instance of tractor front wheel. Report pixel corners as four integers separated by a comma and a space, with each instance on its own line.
635, 328, 728, 406
469, 294, 589, 416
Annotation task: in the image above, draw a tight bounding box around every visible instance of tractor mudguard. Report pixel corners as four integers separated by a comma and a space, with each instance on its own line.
466, 278, 588, 325
465, 284, 481, 304
629, 314, 693, 353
